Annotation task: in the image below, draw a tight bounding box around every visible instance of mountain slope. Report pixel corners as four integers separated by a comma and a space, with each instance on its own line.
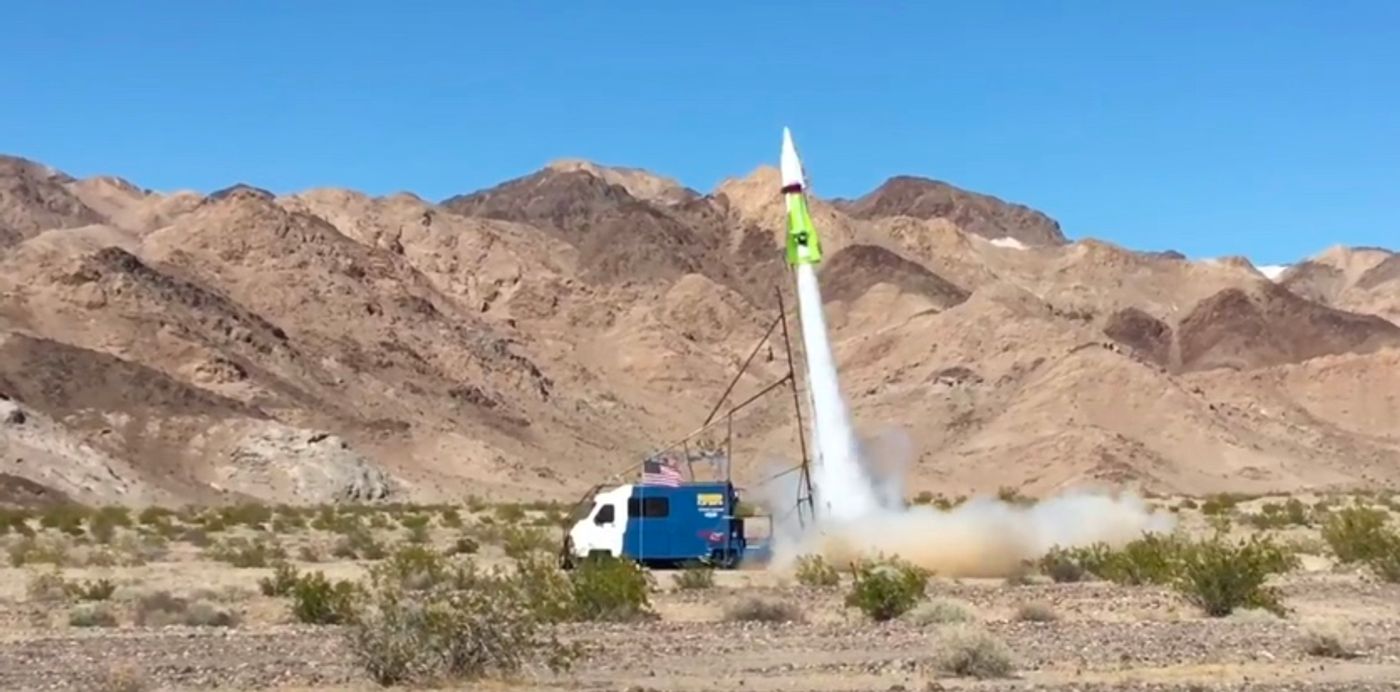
1, 153, 1397, 506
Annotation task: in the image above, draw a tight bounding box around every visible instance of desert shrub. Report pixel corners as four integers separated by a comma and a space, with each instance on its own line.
89, 506, 133, 544
219, 503, 273, 529
934, 625, 1015, 679
182, 600, 240, 627
134, 594, 238, 627
259, 561, 301, 597
724, 597, 804, 623
298, 545, 323, 563
1097, 533, 1187, 586
69, 604, 119, 628
73, 578, 116, 602
376, 545, 451, 591
569, 554, 655, 622
502, 526, 554, 559
1177, 498, 1199, 510
291, 571, 360, 625
177, 526, 210, 548
465, 495, 488, 513
331, 527, 385, 560
510, 554, 576, 623
1037, 546, 1098, 583
1301, 623, 1359, 659
97, 664, 149, 692
912, 491, 936, 505
494, 504, 527, 522
271, 515, 304, 534
134, 591, 194, 626
84, 548, 119, 568
26, 569, 73, 602
1014, 601, 1058, 622
1174, 533, 1298, 617
204, 536, 286, 568
40, 504, 90, 536
439, 508, 463, 528
114, 533, 165, 565
1248, 498, 1310, 529
794, 554, 840, 588
137, 506, 174, 527
9, 534, 71, 567
1201, 493, 1248, 516
1322, 506, 1392, 564
449, 536, 480, 556
845, 556, 929, 622
907, 598, 976, 625
1365, 533, 1400, 583
346, 557, 578, 685
0, 508, 35, 537
673, 564, 715, 590
996, 486, 1036, 507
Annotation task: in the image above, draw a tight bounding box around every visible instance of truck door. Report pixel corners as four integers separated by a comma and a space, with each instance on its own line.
623, 490, 672, 561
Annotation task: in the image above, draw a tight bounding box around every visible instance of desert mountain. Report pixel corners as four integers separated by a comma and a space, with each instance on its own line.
1279, 246, 1400, 326
1, 154, 1397, 507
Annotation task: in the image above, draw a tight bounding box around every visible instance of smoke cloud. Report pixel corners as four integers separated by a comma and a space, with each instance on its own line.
767, 262, 1176, 578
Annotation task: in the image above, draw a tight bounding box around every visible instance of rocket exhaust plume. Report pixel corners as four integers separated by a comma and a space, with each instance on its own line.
772, 128, 1174, 577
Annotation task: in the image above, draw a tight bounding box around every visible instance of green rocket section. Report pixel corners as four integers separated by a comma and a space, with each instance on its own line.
785, 192, 823, 266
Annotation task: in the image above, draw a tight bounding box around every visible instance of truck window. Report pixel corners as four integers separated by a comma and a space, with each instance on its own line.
593, 504, 615, 525
627, 497, 669, 518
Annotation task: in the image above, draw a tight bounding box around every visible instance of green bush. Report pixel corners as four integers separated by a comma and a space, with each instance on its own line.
449, 536, 480, 556
69, 604, 119, 628
907, 598, 976, 625
9, 535, 71, 567
73, 578, 116, 602
1244, 498, 1312, 529
439, 508, 463, 528
1037, 545, 1100, 583
793, 554, 840, 588
724, 597, 804, 623
1097, 533, 1187, 586
89, 507, 133, 544
569, 554, 655, 622
0, 508, 35, 537
1366, 533, 1400, 583
502, 526, 554, 559
219, 503, 273, 529
1174, 533, 1298, 617
1014, 601, 1058, 622
204, 536, 286, 568
26, 569, 73, 602
259, 561, 301, 597
494, 504, 527, 522
1322, 506, 1392, 564
844, 556, 929, 622
40, 504, 90, 536
346, 556, 577, 685
996, 486, 1036, 507
934, 625, 1015, 679
673, 564, 715, 590
291, 571, 360, 625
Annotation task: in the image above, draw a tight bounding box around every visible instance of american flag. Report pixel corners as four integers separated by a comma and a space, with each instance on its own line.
640, 456, 684, 487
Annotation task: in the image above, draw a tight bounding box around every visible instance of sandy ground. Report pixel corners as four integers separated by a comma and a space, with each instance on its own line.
0, 496, 1397, 691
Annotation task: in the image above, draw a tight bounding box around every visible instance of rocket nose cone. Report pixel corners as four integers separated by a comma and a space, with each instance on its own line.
780, 127, 805, 190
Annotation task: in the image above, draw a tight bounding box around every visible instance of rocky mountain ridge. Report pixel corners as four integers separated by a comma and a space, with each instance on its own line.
2, 152, 1397, 506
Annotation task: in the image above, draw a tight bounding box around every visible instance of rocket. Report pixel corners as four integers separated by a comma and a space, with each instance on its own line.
781, 127, 823, 266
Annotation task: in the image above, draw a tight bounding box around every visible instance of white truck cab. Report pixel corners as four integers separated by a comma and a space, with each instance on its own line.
564, 483, 632, 561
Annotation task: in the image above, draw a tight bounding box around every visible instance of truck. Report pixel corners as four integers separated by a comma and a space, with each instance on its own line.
560, 479, 772, 569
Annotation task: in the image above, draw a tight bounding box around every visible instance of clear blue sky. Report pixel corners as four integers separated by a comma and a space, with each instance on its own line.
5, 2, 1396, 264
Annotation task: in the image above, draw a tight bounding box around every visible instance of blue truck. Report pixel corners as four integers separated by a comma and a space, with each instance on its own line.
560, 480, 772, 569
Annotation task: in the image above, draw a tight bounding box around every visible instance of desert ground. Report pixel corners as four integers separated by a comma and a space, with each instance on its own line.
1, 493, 1398, 691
